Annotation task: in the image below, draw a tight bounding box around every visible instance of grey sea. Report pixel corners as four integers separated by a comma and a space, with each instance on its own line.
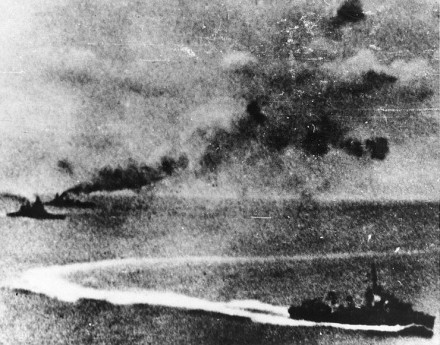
1, 194, 438, 344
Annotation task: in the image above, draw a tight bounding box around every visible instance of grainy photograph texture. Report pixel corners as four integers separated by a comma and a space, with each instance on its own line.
0, 0, 439, 344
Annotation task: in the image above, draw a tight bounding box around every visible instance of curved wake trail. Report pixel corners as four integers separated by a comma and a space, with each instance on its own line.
3, 249, 439, 335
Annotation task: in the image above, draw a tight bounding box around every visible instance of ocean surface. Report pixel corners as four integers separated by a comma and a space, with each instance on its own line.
0, 195, 438, 344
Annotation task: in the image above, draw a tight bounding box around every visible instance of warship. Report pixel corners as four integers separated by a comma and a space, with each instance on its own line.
7, 196, 66, 220
288, 264, 435, 337
45, 192, 96, 209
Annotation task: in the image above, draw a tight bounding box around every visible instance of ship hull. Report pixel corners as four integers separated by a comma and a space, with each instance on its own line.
288, 305, 435, 337
7, 211, 66, 220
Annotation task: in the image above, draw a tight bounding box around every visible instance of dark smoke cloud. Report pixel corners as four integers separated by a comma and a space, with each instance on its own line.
245, 101, 268, 126
358, 71, 398, 92
199, 99, 269, 173
160, 155, 189, 176
195, 33, 435, 182
58, 2, 436, 198
323, 70, 398, 97
0, 192, 29, 204
331, 0, 365, 27
322, 0, 366, 40
198, 65, 399, 171
340, 137, 390, 160
340, 138, 365, 158
63, 154, 188, 195
302, 116, 342, 156
200, 129, 238, 173
57, 159, 74, 175
365, 137, 390, 160
2, 0, 436, 200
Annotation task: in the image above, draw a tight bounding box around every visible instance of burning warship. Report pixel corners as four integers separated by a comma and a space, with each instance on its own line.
288, 264, 435, 337
45, 192, 96, 209
7, 196, 66, 220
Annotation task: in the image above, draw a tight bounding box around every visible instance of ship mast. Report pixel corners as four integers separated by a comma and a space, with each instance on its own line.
371, 263, 378, 292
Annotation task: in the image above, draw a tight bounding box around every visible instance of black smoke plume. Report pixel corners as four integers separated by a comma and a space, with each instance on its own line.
57, 159, 74, 175
327, 70, 398, 97
160, 155, 190, 176
0, 192, 29, 204
331, 0, 365, 27
200, 129, 233, 173
340, 138, 365, 157
62, 154, 188, 195
340, 137, 390, 160
245, 100, 268, 126
361, 71, 398, 91
302, 116, 343, 156
200, 100, 268, 172
366, 137, 390, 160
46, 192, 96, 209
198, 65, 399, 171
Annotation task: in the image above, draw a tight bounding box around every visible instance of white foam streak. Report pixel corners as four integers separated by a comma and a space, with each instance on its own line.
4, 252, 438, 335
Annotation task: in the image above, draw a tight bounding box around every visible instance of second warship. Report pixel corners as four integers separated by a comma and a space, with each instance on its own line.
7, 196, 66, 220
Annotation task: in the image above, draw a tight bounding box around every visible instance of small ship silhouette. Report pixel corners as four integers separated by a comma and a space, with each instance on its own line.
7, 196, 66, 220
288, 264, 435, 337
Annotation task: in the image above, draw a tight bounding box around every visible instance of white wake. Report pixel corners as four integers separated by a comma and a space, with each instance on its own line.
2, 252, 438, 336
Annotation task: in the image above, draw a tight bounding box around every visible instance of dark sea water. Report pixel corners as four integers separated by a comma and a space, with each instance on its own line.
0, 195, 438, 344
